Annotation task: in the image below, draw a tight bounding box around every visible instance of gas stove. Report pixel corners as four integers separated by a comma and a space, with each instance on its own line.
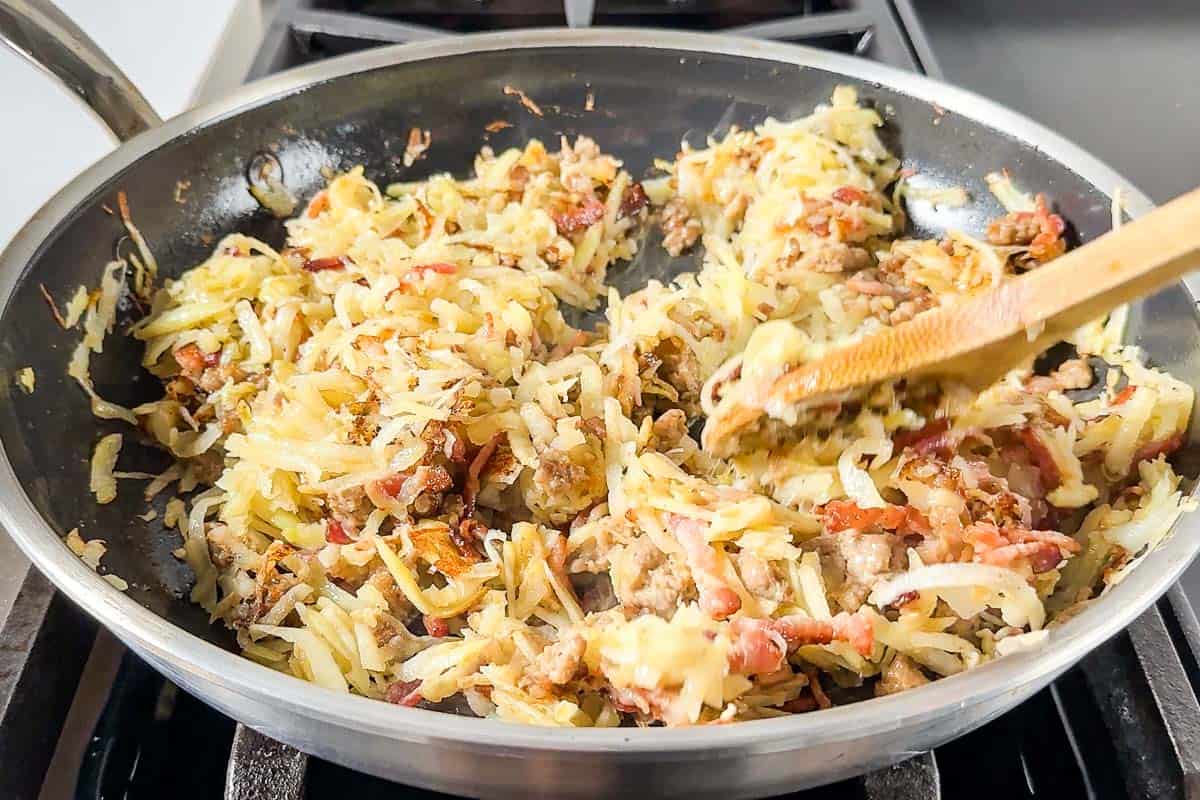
4, 2, 1200, 798
246, 0, 938, 78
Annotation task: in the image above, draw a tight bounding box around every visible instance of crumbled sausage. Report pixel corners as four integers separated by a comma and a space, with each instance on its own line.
618, 183, 650, 220
525, 630, 587, 688
661, 197, 702, 256
987, 213, 1042, 246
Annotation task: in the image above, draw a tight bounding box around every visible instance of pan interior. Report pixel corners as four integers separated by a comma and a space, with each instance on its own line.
1, 45, 1196, 652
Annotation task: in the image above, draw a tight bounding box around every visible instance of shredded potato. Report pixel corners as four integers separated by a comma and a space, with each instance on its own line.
66, 528, 106, 569
89, 433, 122, 504
14, 367, 34, 394
67, 88, 1193, 727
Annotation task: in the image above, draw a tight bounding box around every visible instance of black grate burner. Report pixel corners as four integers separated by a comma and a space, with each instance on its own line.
246, 0, 941, 80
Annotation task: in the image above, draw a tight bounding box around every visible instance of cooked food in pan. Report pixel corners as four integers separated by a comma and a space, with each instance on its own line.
71, 87, 1193, 726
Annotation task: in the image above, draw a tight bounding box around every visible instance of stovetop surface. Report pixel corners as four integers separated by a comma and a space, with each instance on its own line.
8, 2, 1200, 798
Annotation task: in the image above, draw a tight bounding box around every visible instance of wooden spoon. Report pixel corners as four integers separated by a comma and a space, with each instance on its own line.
702, 186, 1200, 457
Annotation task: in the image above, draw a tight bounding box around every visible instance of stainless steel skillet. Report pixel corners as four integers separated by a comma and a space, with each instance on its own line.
2, 2, 1199, 797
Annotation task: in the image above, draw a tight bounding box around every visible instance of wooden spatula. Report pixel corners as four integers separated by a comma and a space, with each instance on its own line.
702, 187, 1200, 457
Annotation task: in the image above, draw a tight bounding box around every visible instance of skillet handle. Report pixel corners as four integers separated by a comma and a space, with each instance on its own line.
0, 0, 162, 142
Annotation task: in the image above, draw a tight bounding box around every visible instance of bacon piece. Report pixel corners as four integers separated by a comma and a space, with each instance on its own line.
1026, 544, 1066, 573
385, 679, 423, 707
1018, 427, 1062, 489
618, 183, 650, 219
830, 612, 875, 657
966, 523, 1078, 553
966, 523, 1079, 572
763, 616, 832, 650
728, 611, 875, 676
375, 472, 409, 498
409, 262, 457, 277
986, 194, 1066, 264
822, 501, 883, 533
978, 541, 1065, 573
821, 500, 930, 537
392, 262, 458, 295
1133, 432, 1185, 466
1112, 385, 1136, 405
440, 429, 468, 464
965, 523, 1009, 552
552, 198, 606, 236
1029, 194, 1067, 262
423, 614, 450, 637
547, 329, 590, 362
503, 85, 543, 117
893, 418, 950, 452
174, 343, 207, 376
305, 191, 329, 218
415, 466, 453, 497
303, 255, 350, 272
832, 186, 868, 205
462, 434, 503, 518
1035, 505, 1066, 531
668, 514, 741, 620
910, 427, 960, 458
173, 343, 219, 378
39, 284, 68, 328
775, 611, 874, 657
484, 119, 512, 133
888, 505, 932, 537
325, 518, 351, 545
373, 465, 452, 507
1010, 528, 1080, 551
727, 617, 788, 675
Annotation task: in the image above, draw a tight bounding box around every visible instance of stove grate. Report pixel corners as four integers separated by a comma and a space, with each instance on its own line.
246, 0, 939, 80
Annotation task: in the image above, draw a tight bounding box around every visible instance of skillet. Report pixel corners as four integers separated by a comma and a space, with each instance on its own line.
3, 3, 1199, 796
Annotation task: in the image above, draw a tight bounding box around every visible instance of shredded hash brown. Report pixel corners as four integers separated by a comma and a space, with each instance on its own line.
70, 87, 1194, 727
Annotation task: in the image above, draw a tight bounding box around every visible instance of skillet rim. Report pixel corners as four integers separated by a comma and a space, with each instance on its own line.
0, 27, 1193, 754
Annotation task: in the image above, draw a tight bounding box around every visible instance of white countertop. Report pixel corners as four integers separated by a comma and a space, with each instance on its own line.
0, 0, 263, 249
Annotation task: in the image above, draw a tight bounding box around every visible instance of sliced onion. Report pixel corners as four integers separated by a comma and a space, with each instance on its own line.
837, 438, 891, 509
234, 299, 272, 364
869, 562, 1045, 630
